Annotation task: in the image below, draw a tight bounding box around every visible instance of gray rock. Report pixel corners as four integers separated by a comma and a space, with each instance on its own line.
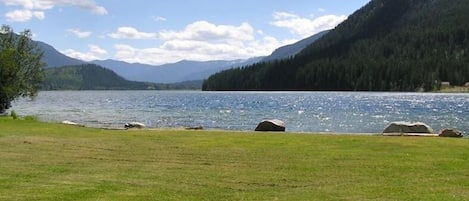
383, 121, 434, 134
255, 119, 285, 132
61, 120, 84, 127
185, 126, 204, 130
125, 122, 146, 129
439, 128, 464, 138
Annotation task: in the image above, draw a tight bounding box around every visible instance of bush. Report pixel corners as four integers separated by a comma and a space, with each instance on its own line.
10, 110, 17, 119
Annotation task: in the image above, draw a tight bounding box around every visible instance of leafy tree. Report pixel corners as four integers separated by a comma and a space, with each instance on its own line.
0, 25, 44, 114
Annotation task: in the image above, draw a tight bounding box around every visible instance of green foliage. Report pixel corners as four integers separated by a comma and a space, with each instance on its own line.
9, 110, 17, 119
0, 25, 44, 113
203, 0, 469, 91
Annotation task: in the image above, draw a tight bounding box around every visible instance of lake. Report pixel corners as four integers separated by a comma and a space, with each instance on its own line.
11, 91, 469, 134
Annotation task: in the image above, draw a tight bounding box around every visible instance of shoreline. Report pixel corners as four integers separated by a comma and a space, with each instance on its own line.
4, 116, 465, 138
60, 120, 464, 138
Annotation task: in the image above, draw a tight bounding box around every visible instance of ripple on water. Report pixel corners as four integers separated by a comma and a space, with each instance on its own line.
10, 91, 469, 134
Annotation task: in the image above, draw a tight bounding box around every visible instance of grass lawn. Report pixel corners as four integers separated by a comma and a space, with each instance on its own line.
0, 117, 468, 200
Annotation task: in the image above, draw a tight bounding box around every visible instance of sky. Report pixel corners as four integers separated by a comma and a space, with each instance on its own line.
1, 0, 371, 65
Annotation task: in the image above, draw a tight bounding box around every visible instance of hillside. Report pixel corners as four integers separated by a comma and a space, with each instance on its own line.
42, 64, 158, 90
37, 41, 85, 68
203, 0, 469, 91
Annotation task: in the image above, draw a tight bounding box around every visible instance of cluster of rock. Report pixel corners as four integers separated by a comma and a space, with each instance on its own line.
253, 120, 465, 138
60, 119, 464, 138
382, 121, 464, 138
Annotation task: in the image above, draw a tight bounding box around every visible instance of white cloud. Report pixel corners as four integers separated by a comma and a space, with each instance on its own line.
159, 21, 254, 42
61, 44, 107, 61
108, 27, 157, 40
152, 16, 167, 22
112, 21, 288, 65
67, 28, 92, 38
1, 0, 107, 22
5, 9, 44, 21
271, 11, 347, 37
88, 44, 107, 55
2, 0, 54, 10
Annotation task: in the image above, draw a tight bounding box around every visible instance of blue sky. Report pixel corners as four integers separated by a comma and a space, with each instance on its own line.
1, 0, 370, 65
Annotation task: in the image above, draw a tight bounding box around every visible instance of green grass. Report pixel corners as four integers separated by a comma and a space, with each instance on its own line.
0, 117, 468, 201
439, 85, 469, 93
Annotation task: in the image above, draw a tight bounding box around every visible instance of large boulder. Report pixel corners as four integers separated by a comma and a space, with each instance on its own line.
125, 122, 146, 129
383, 121, 434, 134
439, 128, 464, 138
255, 119, 285, 132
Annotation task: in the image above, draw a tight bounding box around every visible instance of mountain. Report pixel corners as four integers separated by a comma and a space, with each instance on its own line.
34, 28, 325, 85
36, 41, 85, 68
42, 64, 159, 90
34, 39, 262, 84
203, 0, 469, 91
262, 30, 329, 62
92, 57, 264, 83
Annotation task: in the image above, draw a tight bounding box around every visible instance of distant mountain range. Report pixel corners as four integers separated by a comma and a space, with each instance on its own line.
91, 57, 264, 83
38, 30, 328, 84
42, 64, 205, 90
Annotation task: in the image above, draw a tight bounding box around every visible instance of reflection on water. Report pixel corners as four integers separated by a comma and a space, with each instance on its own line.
11, 91, 469, 134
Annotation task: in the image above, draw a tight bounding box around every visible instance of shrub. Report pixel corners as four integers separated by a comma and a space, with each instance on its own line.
10, 110, 17, 119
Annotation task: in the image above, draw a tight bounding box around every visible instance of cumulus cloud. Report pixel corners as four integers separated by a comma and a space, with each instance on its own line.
159, 21, 254, 42
271, 11, 347, 37
5, 9, 44, 22
67, 28, 92, 38
1, 0, 107, 21
112, 21, 286, 65
108, 27, 157, 40
61, 44, 107, 61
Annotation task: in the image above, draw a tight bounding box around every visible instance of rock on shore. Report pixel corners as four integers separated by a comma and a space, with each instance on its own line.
125, 122, 146, 129
255, 119, 286, 132
383, 121, 434, 134
439, 128, 464, 138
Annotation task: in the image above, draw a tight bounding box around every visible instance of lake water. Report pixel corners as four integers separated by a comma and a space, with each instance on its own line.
10, 91, 469, 134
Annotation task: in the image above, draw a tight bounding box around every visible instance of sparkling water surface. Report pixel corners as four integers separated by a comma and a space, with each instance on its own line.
11, 91, 469, 134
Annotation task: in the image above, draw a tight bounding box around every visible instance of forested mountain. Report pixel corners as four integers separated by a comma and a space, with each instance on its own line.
203, 0, 469, 91
42, 64, 159, 90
